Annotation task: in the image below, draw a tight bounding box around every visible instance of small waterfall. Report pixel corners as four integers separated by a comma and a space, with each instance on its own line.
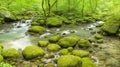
1, 19, 33, 50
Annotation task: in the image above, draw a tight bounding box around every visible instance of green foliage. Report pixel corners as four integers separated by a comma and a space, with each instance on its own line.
0, 0, 120, 20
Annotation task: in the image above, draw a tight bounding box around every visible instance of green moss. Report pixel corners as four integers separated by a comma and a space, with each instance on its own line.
46, 17, 62, 27
38, 63, 44, 67
0, 46, 3, 55
47, 44, 61, 51
28, 26, 46, 34
59, 49, 69, 55
95, 34, 103, 39
72, 50, 89, 57
102, 21, 120, 34
78, 39, 91, 47
0, 55, 3, 62
31, 22, 39, 26
67, 47, 73, 52
82, 58, 97, 67
2, 48, 19, 59
0, 62, 13, 67
49, 35, 61, 43
57, 55, 82, 67
69, 30, 75, 33
117, 33, 120, 38
58, 36, 80, 48
38, 40, 49, 47
97, 39, 103, 43
22, 46, 45, 60
46, 63, 55, 67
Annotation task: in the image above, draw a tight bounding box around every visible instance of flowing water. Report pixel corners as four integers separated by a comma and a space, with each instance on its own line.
0, 20, 120, 67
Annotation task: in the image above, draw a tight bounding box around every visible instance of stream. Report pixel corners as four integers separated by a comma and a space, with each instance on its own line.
0, 20, 120, 67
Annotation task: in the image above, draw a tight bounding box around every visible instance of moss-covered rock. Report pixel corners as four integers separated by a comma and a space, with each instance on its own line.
28, 26, 46, 34
0, 62, 13, 67
31, 22, 39, 26
2, 48, 19, 59
102, 21, 120, 34
22, 46, 45, 59
95, 34, 103, 39
58, 36, 80, 48
69, 30, 75, 33
0, 55, 3, 62
78, 39, 91, 47
82, 58, 97, 67
0, 45, 3, 55
46, 17, 62, 27
45, 63, 55, 67
49, 35, 61, 43
57, 55, 82, 67
38, 63, 44, 67
67, 47, 73, 52
72, 50, 89, 57
47, 44, 61, 51
38, 40, 49, 47
59, 49, 69, 55
97, 39, 103, 43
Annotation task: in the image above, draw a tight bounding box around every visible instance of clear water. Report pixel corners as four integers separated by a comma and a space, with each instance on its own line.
0, 21, 119, 67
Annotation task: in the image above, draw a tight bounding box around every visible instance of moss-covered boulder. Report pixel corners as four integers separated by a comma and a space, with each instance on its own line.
82, 58, 97, 67
28, 26, 46, 34
45, 63, 55, 67
57, 55, 82, 67
102, 21, 120, 34
2, 48, 19, 59
72, 50, 89, 57
58, 36, 80, 48
22, 46, 45, 59
49, 35, 61, 43
47, 44, 61, 51
0, 55, 3, 62
97, 39, 103, 43
38, 40, 49, 47
95, 34, 103, 39
46, 17, 62, 27
78, 39, 91, 47
0, 45, 3, 55
31, 22, 39, 26
59, 49, 69, 55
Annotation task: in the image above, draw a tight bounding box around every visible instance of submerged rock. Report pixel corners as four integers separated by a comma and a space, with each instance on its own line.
58, 36, 80, 48
47, 44, 61, 51
82, 58, 97, 67
46, 17, 62, 27
72, 50, 89, 57
22, 46, 45, 59
57, 55, 82, 67
2, 48, 19, 59
28, 26, 46, 34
